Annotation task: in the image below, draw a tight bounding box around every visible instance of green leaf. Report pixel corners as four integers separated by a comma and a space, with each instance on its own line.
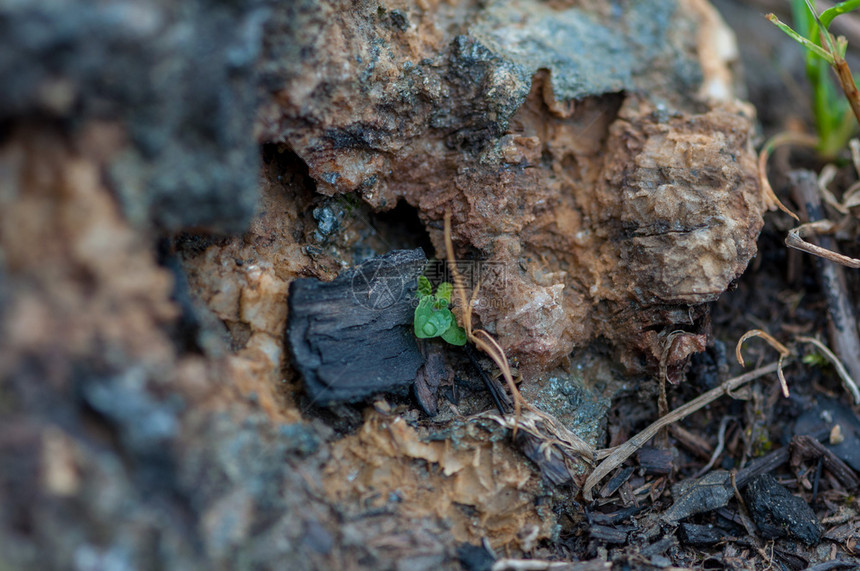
767, 13, 834, 63
820, 0, 860, 30
441, 324, 467, 346
413, 297, 435, 338
417, 275, 433, 297
424, 310, 453, 338
436, 282, 453, 303
414, 298, 453, 338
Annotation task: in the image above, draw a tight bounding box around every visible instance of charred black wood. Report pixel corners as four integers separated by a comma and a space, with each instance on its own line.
414, 340, 451, 416
588, 504, 645, 526
588, 524, 628, 544
515, 429, 573, 487
287, 248, 427, 405
742, 474, 821, 545
791, 434, 860, 490
599, 466, 634, 499
637, 447, 673, 475
678, 522, 726, 546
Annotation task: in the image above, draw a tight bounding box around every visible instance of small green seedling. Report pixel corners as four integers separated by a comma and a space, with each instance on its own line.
802, 350, 830, 367
414, 275, 467, 345
768, 0, 860, 158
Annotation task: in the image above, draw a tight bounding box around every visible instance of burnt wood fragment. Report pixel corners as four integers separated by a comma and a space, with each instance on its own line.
664, 470, 733, 524
287, 248, 427, 405
588, 524, 628, 544
599, 466, 634, 498
743, 474, 821, 545
637, 447, 673, 475
678, 522, 726, 545
414, 340, 451, 416
791, 434, 860, 490
515, 429, 573, 487
588, 504, 645, 526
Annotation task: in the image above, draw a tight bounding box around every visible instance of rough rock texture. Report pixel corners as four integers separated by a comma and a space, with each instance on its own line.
0, 0, 768, 568
0, 123, 462, 570
0, 0, 264, 231
263, 0, 765, 376
324, 410, 559, 549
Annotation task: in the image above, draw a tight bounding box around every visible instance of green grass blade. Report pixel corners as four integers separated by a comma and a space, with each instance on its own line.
820, 0, 860, 30
767, 13, 834, 63
791, 0, 815, 38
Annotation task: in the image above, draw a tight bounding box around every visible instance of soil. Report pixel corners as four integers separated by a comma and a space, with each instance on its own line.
3, 0, 860, 569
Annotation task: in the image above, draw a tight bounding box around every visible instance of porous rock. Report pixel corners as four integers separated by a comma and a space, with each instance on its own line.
264, 0, 765, 376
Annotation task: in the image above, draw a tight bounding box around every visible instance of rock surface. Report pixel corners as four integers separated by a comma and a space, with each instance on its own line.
0, 0, 769, 568
263, 0, 765, 376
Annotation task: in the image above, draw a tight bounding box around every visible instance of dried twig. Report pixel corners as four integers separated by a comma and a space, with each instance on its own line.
730, 471, 760, 541
583, 363, 781, 501
693, 416, 733, 478
444, 212, 526, 421
482, 410, 594, 465
757, 132, 817, 220
735, 329, 792, 397
797, 336, 860, 404
785, 220, 860, 267
791, 434, 860, 490
445, 212, 595, 470
789, 171, 860, 402
831, 41, 860, 132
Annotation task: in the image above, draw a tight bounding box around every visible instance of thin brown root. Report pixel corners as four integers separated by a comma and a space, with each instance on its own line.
730, 471, 761, 542
797, 336, 860, 404
482, 409, 595, 464
582, 362, 781, 501
444, 211, 527, 430
444, 212, 472, 334
786, 220, 860, 268
735, 329, 792, 397
758, 132, 817, 221
818, 164, 849, 214
693, 415, 733, 478
473, 328, 527, 420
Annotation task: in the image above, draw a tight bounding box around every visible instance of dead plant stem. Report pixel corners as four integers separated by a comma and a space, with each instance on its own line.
583, 362, 781, 500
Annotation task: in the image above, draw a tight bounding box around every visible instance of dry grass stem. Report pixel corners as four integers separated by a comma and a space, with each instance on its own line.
444, 212, 596, 471
797, 335, 860, 403
757, 132, 818, 221
735, 329, 792, 397
786, 220, 860, 267
582, 362, 781, 501
693, 415, 733, 478
482, 410, 594, 464
444, 212, 523, 414
833, 53, 860, 131
817, 164, 849, 214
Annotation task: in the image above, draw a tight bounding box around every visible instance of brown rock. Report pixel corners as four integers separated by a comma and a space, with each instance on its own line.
263, 0, 765, 378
